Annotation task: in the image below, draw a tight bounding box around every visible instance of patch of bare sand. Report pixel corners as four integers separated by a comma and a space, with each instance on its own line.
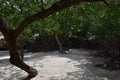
0, 50, 120, 80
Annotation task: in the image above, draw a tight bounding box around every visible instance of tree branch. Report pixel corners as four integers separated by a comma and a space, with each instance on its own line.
14, 0, 110, 37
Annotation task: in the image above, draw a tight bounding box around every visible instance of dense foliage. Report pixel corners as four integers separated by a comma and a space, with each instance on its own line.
0, 0, 120, 52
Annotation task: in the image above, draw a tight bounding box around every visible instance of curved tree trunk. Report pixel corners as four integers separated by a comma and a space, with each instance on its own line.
6, 33, 38, 78
0, 18, 38, 78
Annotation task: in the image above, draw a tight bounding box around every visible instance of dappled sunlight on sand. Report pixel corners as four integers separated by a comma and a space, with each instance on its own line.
26, 55, 83, 80
0, 50, 120, 80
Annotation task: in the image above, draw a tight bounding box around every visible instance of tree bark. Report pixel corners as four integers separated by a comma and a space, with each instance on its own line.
0, 17, 38, 78
7, 37, 38, 78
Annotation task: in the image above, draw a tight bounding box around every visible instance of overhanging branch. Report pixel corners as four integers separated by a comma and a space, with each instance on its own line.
14, 0, 110, 37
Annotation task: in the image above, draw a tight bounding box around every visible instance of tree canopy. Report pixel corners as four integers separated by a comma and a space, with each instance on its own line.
0, 0, 120, 79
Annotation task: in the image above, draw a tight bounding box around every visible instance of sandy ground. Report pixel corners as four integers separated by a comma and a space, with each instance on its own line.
0, 49, 120, 80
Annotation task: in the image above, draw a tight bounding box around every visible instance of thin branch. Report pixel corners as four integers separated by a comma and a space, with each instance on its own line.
54, 31, 63, 51
102, 0, 111, 8
41, 0, 44, 11
15, 0, 110, 37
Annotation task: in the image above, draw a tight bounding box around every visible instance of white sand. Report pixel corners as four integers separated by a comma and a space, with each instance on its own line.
0, 50, 120, 80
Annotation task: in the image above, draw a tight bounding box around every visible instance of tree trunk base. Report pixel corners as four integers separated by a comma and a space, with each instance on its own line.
9, 57, 38, 78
